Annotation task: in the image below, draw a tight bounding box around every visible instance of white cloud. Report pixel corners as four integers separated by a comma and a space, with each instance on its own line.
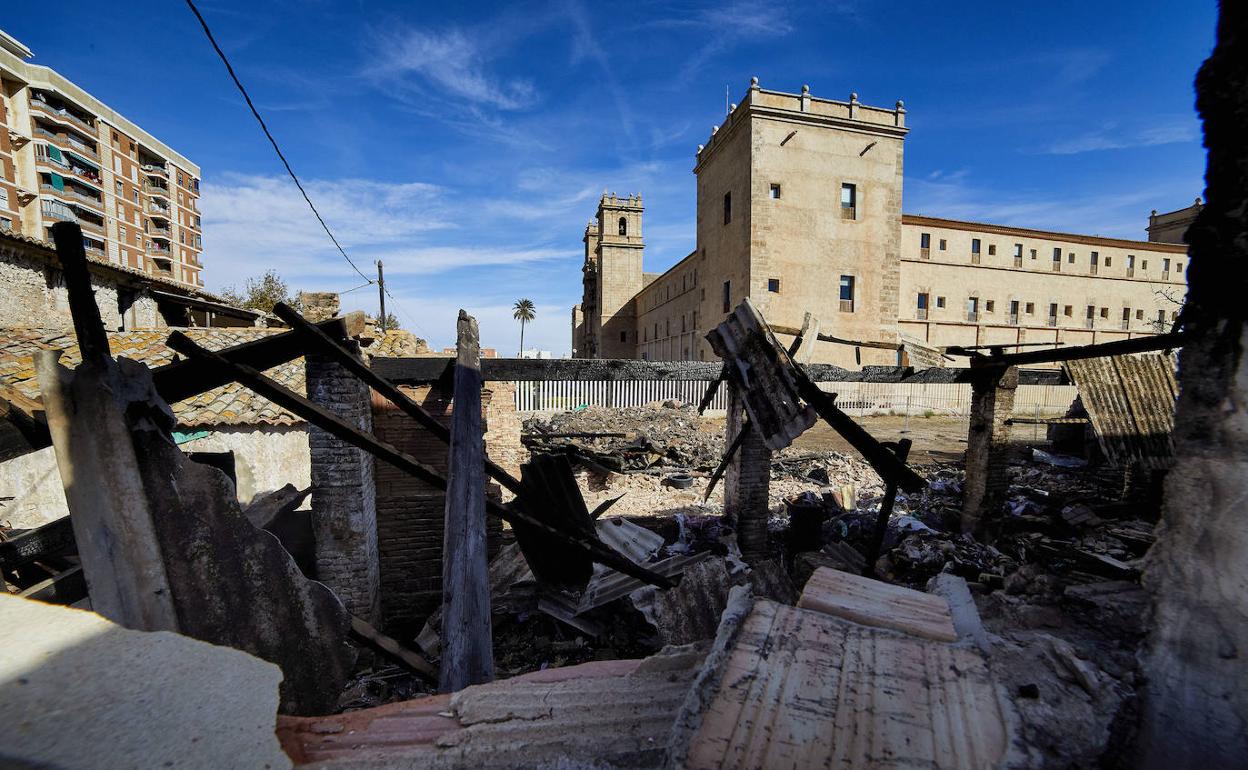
1043, 118, 1199, 155
374, 27, 536, 111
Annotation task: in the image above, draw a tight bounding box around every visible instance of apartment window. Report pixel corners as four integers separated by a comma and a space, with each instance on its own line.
916, 292, 929, 320
939, 239, 947, 251
1047, 303, 1058, 326
722, 192, 731, 224
722, 280, 731, 313
177, 171, 184, 187
839, 275, 855, 312
966, 296, 979, 322
1025, 302, 1035, 315
767, 278, 781, 293
120, 226, 127, 240
133, 190, 140, 204
192, 178, 199, 194
0, 189, 7, 211
115, 181, 123, 196
769, 183, 781, 199
0, 216, 10, 232
920, 232, 931, 258
936, 296, 946, 309
618, 217, 627, 236
113, 156, 121, 173
1090, 251, 1099, 275
971, 238, 981, 264
1008, 300, 1020, 325
840, 183, 857, 220
988, 244, 997, 256
1013, 243, 1023, 267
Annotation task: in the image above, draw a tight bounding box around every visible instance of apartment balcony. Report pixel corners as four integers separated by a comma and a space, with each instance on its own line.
144, 182, 170, 197
41, 185, 104, 212
149, 225, 172, 238
78, 218, 105, 235
147, 243, 173, 256
1046, 316, 1058, 327
142, 164, 168, 178
83, 240, 105, 256
40, 201, 78, 223
919, 247, 930, 260
915, 308, 928, 320
30, 98, 97, 135
147, 201, 171, 217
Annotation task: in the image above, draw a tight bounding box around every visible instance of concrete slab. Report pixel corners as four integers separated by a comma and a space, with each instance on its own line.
0, 594, 291, 770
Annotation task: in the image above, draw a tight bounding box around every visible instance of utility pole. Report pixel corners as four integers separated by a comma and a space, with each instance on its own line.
376, 260, 386, 333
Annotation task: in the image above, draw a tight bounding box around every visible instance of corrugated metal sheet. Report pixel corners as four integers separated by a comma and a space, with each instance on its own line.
1065, 352, 1178, 469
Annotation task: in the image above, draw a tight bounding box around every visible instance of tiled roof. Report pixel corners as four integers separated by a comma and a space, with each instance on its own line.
0, 327, 304, 428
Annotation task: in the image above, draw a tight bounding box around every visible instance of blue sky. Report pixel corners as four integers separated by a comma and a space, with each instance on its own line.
5, 1, 1216, 354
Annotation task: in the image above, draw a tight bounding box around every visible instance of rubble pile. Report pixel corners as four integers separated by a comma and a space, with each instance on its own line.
522, 401, 725, 470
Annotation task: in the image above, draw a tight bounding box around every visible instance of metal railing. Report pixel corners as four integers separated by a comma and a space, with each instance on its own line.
839, 299, 854, 312
915, 308, 928, 320
147, 201, 171, 216
841, 206, 856, 220
919, 247, 930, 259
31, 99, 97, 134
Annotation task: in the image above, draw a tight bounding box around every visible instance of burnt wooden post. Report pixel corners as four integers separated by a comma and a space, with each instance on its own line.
864, 438, 912, 575
439, 311, 494, 692
724, 383, 771, 564
961, 365, 1018, 533
34, 222, 178, 631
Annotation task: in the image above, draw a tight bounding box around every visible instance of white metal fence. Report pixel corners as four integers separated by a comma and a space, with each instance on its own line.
512, 379, 1078, 418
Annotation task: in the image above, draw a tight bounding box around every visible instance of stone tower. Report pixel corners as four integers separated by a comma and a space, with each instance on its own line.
691, 79, 909, 366
586, 193, 644, 358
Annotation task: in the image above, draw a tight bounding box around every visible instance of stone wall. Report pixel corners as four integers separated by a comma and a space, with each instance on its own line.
371, 383, 506, 637
0, 427, 307, 531
305, 346, 380, 621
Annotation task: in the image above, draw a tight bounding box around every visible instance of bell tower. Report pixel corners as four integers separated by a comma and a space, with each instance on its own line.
592, 192, 644, 358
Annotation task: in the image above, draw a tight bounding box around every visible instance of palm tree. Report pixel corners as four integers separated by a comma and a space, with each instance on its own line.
513, 298, 536, 356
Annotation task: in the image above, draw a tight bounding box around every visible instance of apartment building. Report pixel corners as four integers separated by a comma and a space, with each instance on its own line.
574, 79, 1190, 366
0, 29, 203, 287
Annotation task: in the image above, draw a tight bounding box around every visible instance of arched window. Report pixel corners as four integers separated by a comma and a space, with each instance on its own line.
618, 217, 628, 236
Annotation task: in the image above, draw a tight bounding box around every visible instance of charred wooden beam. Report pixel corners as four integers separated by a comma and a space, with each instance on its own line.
770, 322, 903, 351
164, 332, 675, 589
439, 310, 494, 692
950, 332, 1187, 368
864, 439, 912, 574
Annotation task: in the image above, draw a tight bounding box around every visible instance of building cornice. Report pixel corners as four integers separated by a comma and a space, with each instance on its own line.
902, 214, 1188, 254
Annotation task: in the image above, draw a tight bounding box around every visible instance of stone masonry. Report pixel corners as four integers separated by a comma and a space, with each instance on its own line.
961, 366, 1018, 533
305, 344, 379, 622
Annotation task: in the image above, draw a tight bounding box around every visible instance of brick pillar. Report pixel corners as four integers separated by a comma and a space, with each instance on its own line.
961, 366, 1018, 533
724, 384, 771, 564
306, 344, 380, 621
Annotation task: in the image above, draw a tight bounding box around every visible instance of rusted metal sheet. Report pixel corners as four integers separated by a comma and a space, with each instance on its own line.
1064, 352, 1178, 469
706, 299, 816, 451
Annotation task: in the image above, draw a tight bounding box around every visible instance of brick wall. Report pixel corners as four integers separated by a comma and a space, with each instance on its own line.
961, 366, 1019, 531
371, 383, 506, 637
723, 385, 772, 563
306, 346, 380, 621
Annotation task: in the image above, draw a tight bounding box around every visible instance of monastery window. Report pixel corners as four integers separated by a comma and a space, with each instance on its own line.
985, 300, 995, 313
1157, 310, 1166, 326
1068, 252, 1075, 264
971, 239, 981, 264
769, 183, 781, 199
1030, 248, 1037, 260
1127, 254, 1136, 277
916, 293, 929, 320
1176, 262, 1183, 274
1142, 259, 1148, 270
920, 233, 931, 258
840, 184, 857, 220
722, 280, 731, 313
1090, 251, 1099, 275
1136, 309, 1144, 320
618, 217, 627, 236
723, 192, 732, 224
1105, 256, 1112, 267
1025, 302, 1035, 315
768, 278, 781, 293
839, 275, 855, 312
936, 296, 946, 309
1122, 308, 1132, 330
939, 239, 947, 251
1047, 303, 1058, 326
1064, 305, 1073, 316
988, 244, 997, 256
966, 296, 979, 322
1163, 258, 1171, 279
1052, 247, 1062, 272
1008, 300, 1020, 324
1013, 244, 1023, 267
1100, 307, 1109, 319
1086, 306, 1096, 329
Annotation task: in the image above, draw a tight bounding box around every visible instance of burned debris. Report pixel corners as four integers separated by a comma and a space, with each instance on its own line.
0, 209, 1222, 767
